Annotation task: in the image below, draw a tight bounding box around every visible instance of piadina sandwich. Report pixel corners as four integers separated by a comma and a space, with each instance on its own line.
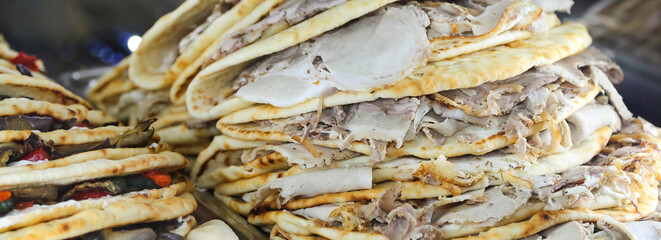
185, 0, 575, 119
0, 68, 196, 239
193, 63, 661, 239
189, 0, 661, 239
215, 23, 600, 161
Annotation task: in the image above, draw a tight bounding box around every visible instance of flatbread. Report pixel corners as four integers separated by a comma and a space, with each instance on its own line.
0, 98, 116, 125
251, 179, 488, 213
510, 127, 612, 176
191, 135, 268, 183
245, 171, 658, 240
0, 74, 90, 108
0, 193, 197, 240
214, 194, 254, 217
0, 151, 188, 190
129, 0, 219, 89
0, 125, 130, 145
0, 144, 165, 175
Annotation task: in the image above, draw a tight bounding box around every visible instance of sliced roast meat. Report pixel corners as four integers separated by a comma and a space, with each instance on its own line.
538, 47, 630, 119
540, 47, 623, 86
341, 98, 419, 149
428, 101, 491, 127
435, 71, 558, 117
255, 167, 372, 204
531, 221, 594, 240
438, 184, 531, 228
259, 143, 359, 168
405, 96, 432, 141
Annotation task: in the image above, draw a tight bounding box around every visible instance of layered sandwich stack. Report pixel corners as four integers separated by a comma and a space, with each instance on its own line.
188, 0, 661, 239
0, 41, 198, 239
89, 0, 351, 156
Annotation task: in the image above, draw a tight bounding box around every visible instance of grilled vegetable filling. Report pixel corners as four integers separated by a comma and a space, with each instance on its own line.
0, 119, 155, 167
0, 115, 95, 132
1, 170, 173, 216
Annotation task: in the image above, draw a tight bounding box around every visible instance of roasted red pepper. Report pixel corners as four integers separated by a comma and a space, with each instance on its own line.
74, 123, 88, 128
14, 200, 33, 210
142, 170, 171, 188
70, 191, 109, 201
20, 148, 50, 162
10, 52, 38, 71
0, 191, 10, 202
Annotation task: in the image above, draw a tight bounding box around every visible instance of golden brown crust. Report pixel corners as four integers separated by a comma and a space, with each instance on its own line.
0, 74, 90, 108
0, 151, 188, 191
0, 125, 130, 145
0, 177, 191, 232
0, 193, 197, 240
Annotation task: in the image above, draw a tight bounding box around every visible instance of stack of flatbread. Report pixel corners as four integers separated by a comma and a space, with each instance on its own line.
186, 0, 661, 239
0, 42, 200, 239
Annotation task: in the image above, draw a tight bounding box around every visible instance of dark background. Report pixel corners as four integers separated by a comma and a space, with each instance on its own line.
0, 0, 182, 71
0, 0, 659, 125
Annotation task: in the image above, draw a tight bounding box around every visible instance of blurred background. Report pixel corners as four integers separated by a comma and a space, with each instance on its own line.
0, 0, 659, 124
0, 0, 183, 95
